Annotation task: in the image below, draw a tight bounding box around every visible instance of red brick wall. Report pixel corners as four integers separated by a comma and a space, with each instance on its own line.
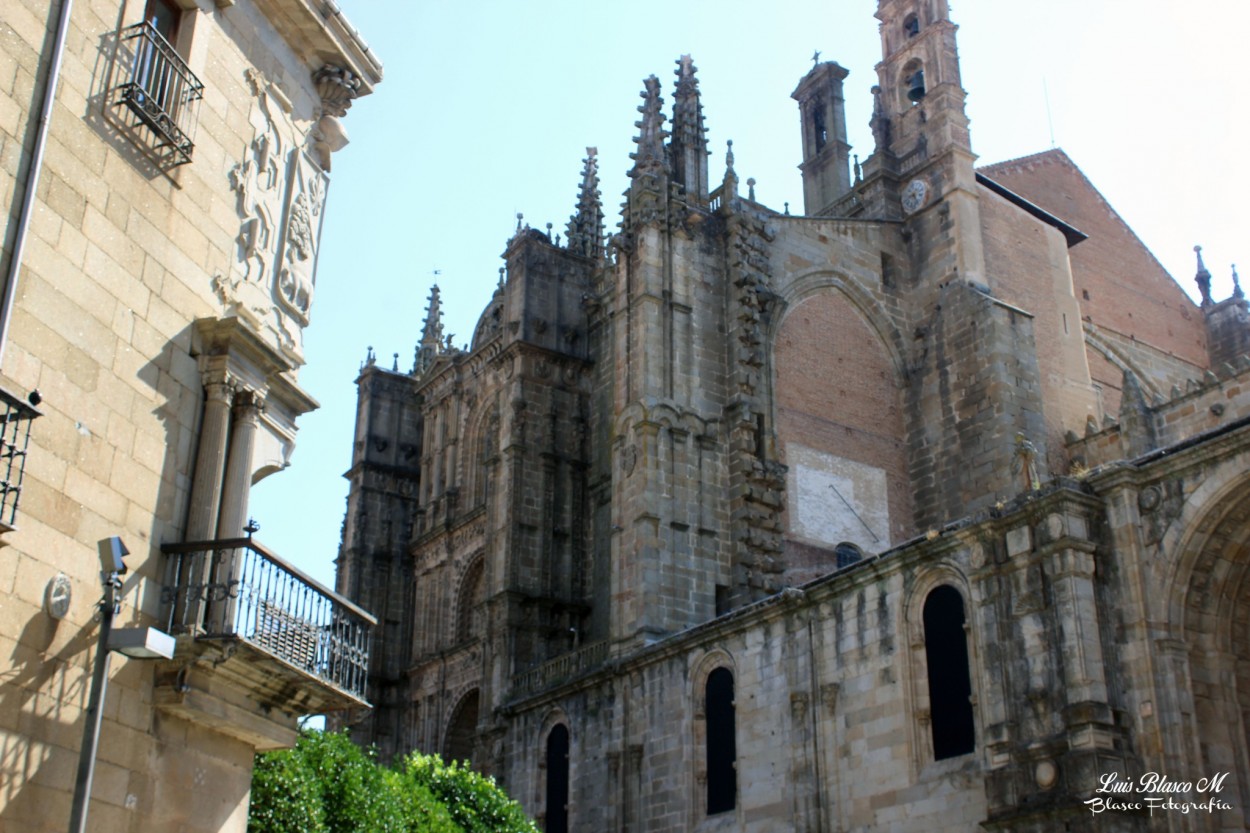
773, 291, 912, 549
980, 150, 1207, 369
980, 186, 1095, 460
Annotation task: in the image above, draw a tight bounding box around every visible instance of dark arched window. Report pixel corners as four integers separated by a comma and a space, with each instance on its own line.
456, 558, 486, 643
903, 13, 920, 37
834, 542, 863, 570
923, 585, 975, 759
545, 725, 570, 833
705, 667, 736, 814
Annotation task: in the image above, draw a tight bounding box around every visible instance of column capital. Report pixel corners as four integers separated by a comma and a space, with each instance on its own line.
233, 388, 267, 418
204, 376, 237, 405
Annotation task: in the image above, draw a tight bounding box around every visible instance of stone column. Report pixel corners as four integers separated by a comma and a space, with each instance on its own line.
185, 379, 235, 541
216, 389, 264, 538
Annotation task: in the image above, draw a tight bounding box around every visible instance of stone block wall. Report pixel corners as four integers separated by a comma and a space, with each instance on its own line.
0, 1, 379, 830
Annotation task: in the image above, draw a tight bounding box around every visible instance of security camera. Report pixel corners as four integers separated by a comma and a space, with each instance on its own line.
97, 537, 129, 575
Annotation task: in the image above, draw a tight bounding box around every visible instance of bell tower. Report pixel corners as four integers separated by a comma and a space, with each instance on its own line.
792, 60, 851, 215
868, 0, 984, 288
873, 0, 971, 159
870, 0, 1045, 527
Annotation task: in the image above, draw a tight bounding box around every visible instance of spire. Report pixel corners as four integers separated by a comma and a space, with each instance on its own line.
631, 76, 667, 172
670, 55, 709, 202
1195, 245, 1213, 307
566, 147, 605, 261
414, 284, 444, 374
624, 76, 669, 229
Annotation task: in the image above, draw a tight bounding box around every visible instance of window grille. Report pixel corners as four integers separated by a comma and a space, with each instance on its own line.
116, 22, 203, 165
0, 387, 39, 531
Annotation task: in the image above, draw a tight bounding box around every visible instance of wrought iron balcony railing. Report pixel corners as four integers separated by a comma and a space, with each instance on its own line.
0, 386, 40, 532
161, 537, 376, 704
116, 22, 204, 165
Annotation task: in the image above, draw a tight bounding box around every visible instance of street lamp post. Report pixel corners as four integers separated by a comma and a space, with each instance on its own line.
66, 562, 120, 833
67, 538, 175, 833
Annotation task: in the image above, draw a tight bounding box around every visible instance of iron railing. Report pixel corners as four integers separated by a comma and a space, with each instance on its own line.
116, 22, 203, 165
0, 386, 39, 530
161, 537, 376, 702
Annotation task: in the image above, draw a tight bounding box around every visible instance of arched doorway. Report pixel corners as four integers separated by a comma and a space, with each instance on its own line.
444, 689, 480, 767
1173, 476, 1250, 828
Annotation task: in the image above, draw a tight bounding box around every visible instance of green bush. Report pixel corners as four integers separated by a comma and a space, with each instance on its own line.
249, 730, 535, 833
400, 754, 538, 833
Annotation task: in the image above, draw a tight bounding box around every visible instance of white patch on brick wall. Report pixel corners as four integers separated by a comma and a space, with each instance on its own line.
787, 443, 890, 551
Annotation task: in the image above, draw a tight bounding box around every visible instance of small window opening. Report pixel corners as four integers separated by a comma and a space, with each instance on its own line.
903, 14, 920, 37
545, 725, 570, 833
880, 252, 896, 290
923, 586, 975, 759
812, 103, 828, 152
754, 413, 766, 458
834, 542, 863, 570
705, 668, 737, 815
715, 584, 731, 616
1082, 289, 1091, 301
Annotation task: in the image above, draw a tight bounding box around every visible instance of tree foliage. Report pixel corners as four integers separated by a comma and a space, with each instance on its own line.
249, 730, 537, 833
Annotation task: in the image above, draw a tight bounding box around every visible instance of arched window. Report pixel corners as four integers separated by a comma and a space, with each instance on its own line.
456, 558, 486, 643
705, 667, 737, 814
834, 542, 863, 570
923, 586, 975, 759
545, 724, 570, 833
902, 59, 926, 105
903, 13, 920, 37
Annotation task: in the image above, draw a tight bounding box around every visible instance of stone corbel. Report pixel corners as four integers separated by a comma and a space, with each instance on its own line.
311, 65, 360, 170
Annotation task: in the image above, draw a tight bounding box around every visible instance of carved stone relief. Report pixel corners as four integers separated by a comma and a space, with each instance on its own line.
217, 69, 330, 364
276, 150, 328, 330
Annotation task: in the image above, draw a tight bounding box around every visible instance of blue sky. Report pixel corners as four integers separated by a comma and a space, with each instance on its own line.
250, 0, 1249, 589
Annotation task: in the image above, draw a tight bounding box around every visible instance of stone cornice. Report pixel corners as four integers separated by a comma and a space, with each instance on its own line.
251, 0, 383, 96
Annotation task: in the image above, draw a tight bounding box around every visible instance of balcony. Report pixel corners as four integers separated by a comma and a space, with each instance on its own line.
116, 22, 203, 165
160, 537, 375, 723
0, 386, 40, 534
511, 640, 609, 700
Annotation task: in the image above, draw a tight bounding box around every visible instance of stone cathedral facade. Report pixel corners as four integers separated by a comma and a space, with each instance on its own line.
337, 1, 1250, 830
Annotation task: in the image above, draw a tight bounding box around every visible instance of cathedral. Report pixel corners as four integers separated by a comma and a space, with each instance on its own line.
335, 1, 1250, 830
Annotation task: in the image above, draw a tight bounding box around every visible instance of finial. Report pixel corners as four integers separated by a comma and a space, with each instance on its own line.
366, 345, 375, 366
671, 55, 709, 201
853, 154, 862, 184
629, 75, 668, 172
516, 212, 524, 231
719, 139, 738, 198
1195, 244, 1213, 307
1235, 264, 1244, 299
392, 353, 399, 372
415, 285, 445, 373
811, 50, 821, 67
746, 177, 756, 201
567, 147, 605, 260
546, 222, 553, 240
498, 266, 506, 292
784, 201, 790, 216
